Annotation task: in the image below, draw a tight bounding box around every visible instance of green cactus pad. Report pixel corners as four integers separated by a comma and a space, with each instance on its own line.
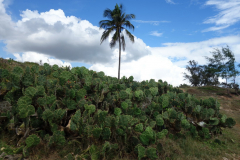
24, 87, 37, 97
156, 115, 164, 126
114, 107, 122, 116
225, 118, 236, 128
121, 101, 128, 110
102, 127, 111, 140
146, 147, 158, 160
181, 119, 190, 130
92, 127, 102, 139
135, 123, 143, 132
134, 144, 145, 160
149, 87, 158, 96
157, 129, 168, 139
17, 96, 32, 106
116, 128, 125, 136
25, 134, 40, 148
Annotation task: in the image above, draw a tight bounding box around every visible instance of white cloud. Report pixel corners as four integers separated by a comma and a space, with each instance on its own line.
90, 36, 240, 87
203, 0, 240, 32
13, 52, 72, 69
0, 3, 150, 66
165, 0, 176, 4
150, 31, 163, 37
133, 20, 170, 25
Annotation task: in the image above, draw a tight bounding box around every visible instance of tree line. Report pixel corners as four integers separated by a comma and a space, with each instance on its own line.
183, 45, 240, 95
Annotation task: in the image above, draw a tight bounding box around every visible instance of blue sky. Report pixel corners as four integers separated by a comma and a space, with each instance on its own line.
0, 0, 240, 86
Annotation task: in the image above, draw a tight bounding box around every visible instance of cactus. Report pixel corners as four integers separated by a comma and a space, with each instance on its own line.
51, 71, 59, 78
134, 144, 145, 160
17, 95, 32, 106
63, 98, 77, 110
84, 104, 96, 115
102, 127, 111, 140
52, 130, 66, 146
116, 128, 125, 136
199, 127, 210, 139
225, 118, 236, 128
37, 75, 47, 86
149, 120, 156, 128
119, 115, 133, 129
76, 88, 87, 102
25, 134, 40, 148
0, 69, 9, 79
121, 101, 128, 110
37, 97, 47, 107
135, 123, 144, 132
22, 66, 34, 87
12, 66, 24, 76
92, 127, 102, 139
220, 114, 227, 123
139, 127, 154, 145
156, 115, 164, 127
157, 129, 168, 139
119, 90, 128, 100
149, 87, 158, 96
23, 87, 37, 98
42, 109, 54, 122
35, 86, 45, 97
98, 110, 108, 126
18, 104, 35, 119
209, 117, 219, 125
190, 124, 198, 138
114, 107, 122, 116
146, 147, 158, 160
52, 64, 59, 71
134, 90, 144, 101
30, 65, 39, 74
162, 95, 169, 109
53, 108, 66, 123
181, 119, 190, 130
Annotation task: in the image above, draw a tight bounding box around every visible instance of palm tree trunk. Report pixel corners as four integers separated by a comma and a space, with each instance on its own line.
118, 30, 121, 80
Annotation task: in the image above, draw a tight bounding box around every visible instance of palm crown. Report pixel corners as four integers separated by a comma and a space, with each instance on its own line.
99, 4, 135, 80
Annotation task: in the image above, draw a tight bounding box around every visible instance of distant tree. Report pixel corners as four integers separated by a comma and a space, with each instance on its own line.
99, 4, 135, 80
205, 45, 238, 95
183, 60, 202, 86
200, 64, 220, 86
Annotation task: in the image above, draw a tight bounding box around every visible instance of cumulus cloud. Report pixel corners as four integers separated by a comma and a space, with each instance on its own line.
203, 0, 240, 32
150, 31, 163, 37
1, 5, 150, 66
89, 35, 240, 86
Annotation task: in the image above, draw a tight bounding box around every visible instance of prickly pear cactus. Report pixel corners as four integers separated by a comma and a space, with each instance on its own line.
134, 144, 145, 160
114, 107, 122, 116
25, 134, 40, 148
102, 127, 111, 140
135, 123, 143, 132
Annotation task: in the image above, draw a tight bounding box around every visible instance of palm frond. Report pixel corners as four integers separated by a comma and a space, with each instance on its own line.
125, 29, 134, 43
121, 34, 125, 51
103, 9, 113, 19
123, 21, 134, 31
124, 14, 135, 21
110, 31, 119, 49
100, 27, 115, 44
99, 20, 114, 29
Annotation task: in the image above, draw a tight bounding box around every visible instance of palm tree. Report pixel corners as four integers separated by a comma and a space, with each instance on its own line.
99, 3, 135, 80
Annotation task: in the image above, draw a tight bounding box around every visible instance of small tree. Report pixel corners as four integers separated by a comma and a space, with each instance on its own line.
205, 45, 238, 95
183, 60, 202, 86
